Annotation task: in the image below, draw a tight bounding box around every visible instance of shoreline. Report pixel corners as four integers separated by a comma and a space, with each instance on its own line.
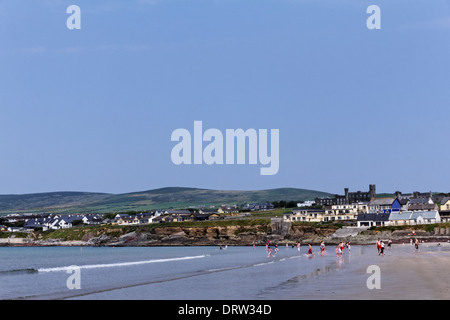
3, 221, 450, 248
2, 234, 450, 248
290, 243, 450, 300
3, 241, 450, 300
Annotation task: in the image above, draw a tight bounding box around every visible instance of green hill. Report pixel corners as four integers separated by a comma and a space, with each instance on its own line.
0, 187, 331, 214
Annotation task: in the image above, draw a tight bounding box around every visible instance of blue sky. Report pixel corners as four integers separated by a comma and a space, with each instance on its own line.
1, 0, 450, 195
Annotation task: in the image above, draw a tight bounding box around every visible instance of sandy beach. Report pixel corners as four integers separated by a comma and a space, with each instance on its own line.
294, 242, 450, 300
2, 243, 450, 300
369, 243, 450, 299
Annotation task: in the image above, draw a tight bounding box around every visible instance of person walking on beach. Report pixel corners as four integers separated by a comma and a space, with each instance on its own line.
414, 238, 420, 252
307, 244, 315, 257
339, 242, 345, 255
320, 241, 326, 256
387, 239, 392, 249
336, 245, 343, 257
376, 238, 381, 255
297, 242, 301, 253
379, 241, 385, 255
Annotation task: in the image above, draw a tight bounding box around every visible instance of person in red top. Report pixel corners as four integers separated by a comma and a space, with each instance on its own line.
339, 242, 345, 255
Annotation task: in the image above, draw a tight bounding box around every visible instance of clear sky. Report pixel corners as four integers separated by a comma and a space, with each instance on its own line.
1, 0, 450, 195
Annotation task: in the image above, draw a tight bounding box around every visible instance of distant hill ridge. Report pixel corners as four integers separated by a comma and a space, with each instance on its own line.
0, 187, 331, 214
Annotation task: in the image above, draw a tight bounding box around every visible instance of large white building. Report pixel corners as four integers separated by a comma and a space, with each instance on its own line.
387, 210, 441, 226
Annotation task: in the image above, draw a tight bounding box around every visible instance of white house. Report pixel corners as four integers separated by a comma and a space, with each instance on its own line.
388, 210, 440, 226
40, 216, 75, 230
297, 200, 315, 208
323, 203, 368, 221
57, 218, 73, 229
82, 214, 103, 225
284, 209, 325, 222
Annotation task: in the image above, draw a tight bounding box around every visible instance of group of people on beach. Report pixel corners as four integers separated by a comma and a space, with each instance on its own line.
263, 240, 351, 258
334, 241, 351, 257
294, 242, 318, 257
263, 241, 318, 258
259, 236, 430, 260
376, 238, 392, 255
376, 237, 425, 254
266, 243, 280, 257
299, 241, 353, 257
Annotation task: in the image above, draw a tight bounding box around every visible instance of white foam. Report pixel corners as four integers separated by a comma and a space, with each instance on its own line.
38, 254, 207, 273
253, 261, 274, 267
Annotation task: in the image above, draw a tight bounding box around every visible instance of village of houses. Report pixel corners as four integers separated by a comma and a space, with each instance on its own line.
1, 184, 450, 233
0, 203, 269, 233
284, 185, 450, 227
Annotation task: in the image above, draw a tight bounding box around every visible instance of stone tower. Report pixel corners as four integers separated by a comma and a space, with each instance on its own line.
369, 184, 376, 200
344, 188, 349, 204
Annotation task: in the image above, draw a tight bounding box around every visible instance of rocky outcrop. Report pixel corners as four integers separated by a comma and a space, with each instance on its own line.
137, 224, 272, 246
89, 222, 338, 246
87, 234, 111, 246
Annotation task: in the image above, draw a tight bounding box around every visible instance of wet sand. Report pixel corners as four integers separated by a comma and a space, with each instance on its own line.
371, 244, 450, 299
295, 242, 450, 300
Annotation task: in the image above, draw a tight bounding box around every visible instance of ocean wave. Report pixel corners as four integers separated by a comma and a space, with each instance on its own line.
0, 268, 39, 276
37, 254, 207, 273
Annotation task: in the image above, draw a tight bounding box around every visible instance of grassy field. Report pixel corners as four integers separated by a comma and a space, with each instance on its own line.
0, 187, 330, 214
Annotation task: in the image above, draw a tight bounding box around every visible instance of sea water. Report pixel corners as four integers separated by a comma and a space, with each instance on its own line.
1, 244, 448, 300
